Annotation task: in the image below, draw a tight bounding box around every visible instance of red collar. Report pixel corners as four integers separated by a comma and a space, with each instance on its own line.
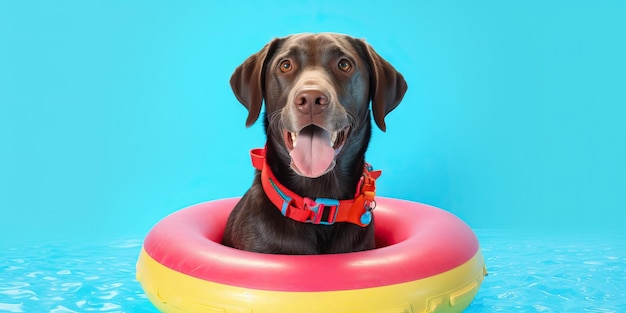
250, 147, 381, 227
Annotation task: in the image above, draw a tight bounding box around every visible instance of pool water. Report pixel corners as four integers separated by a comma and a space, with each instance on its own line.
2, 230, 625, 313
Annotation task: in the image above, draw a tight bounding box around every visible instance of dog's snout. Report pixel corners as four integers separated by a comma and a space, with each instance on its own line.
295, 89, 329, 115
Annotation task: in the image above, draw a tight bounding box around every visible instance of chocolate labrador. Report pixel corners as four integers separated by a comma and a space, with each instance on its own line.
222, 33, 407, 254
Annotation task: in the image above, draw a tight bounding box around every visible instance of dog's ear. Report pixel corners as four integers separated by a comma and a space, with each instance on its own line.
230, 38, 281, 127
359, 40, 407, 131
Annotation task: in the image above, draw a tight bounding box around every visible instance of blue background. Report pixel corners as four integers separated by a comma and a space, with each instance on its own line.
2, 1, 625, 246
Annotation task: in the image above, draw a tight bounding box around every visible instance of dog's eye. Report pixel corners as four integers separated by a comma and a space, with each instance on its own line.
279, 60, 292, 73
338, 59, 352, 72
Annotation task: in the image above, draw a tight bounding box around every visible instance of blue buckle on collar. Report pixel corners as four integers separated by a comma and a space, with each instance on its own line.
269, 178, 339, 225
304, 197, 339, 225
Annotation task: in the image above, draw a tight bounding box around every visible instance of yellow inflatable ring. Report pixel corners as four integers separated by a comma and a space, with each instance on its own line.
136, 197, 486, 312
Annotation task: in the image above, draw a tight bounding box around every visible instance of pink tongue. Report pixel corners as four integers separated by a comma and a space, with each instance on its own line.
290, 127, 335, 178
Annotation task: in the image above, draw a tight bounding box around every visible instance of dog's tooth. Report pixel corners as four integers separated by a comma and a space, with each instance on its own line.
291, 132, 297, 147
331, 131, 338, 146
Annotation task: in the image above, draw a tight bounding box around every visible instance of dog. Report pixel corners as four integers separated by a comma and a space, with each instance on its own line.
222, 33, 407, 254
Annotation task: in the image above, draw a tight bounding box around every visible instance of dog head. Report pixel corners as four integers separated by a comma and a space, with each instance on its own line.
231, 33, 407, 178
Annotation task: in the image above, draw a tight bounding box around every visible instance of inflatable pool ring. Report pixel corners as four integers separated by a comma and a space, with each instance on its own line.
136, 197, 486, 313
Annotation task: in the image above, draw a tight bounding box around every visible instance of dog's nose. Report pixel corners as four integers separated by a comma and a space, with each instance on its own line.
294, 89, 329, 115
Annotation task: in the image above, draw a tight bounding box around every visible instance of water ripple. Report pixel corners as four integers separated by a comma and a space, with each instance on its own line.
1, 238, 155, 312
466, 230, 626, 313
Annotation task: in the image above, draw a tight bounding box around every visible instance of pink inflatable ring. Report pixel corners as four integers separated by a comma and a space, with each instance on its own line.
136, 197, 486, 312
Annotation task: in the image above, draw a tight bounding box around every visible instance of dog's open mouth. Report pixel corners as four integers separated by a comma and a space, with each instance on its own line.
283, 125, 350, 178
